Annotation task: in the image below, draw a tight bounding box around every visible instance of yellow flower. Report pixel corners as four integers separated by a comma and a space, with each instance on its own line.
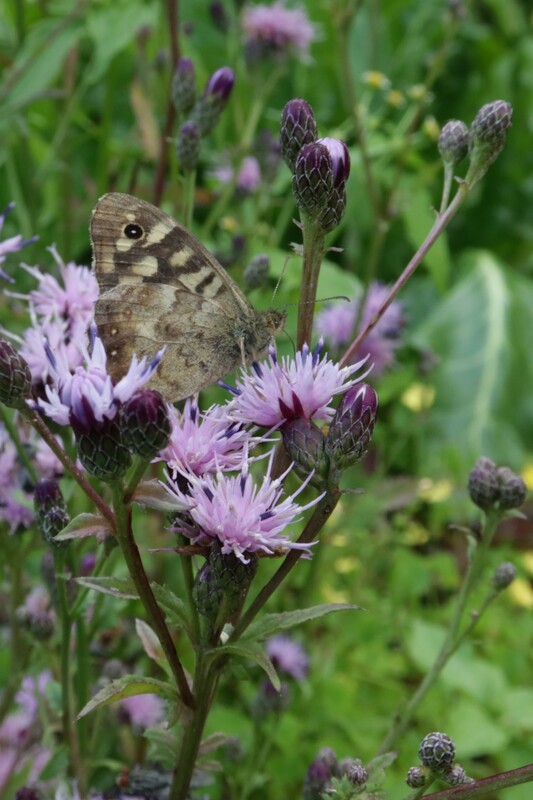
362, 71, 390, 90
418, 478, 453, 504
401, 383, 436, 412
508, 578, 533, 609
521, 462, 533, 490
386, 89, 405, 108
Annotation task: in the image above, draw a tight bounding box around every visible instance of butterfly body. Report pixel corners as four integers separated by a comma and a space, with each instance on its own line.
91, 193, 285, 401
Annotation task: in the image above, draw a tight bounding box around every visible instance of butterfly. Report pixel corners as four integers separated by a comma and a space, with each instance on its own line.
91, 192, 286, 402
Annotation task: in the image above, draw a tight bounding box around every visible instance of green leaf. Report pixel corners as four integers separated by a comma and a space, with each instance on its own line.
135, 618, 166, 669
242, 603, 362, 642
151, 583, 191, 636
208, 642, 280, 691
74, 575, 138, 600
448, 698, 510, 756
54, 512, 113, 542
77, 674, 177, 720
132, 479, 189, 512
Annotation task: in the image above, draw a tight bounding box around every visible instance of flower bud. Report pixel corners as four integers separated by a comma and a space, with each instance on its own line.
34, 479, 70, 549
193, 561, 224, 620
318, 137, 351, 187
281, 417, 329, 488
74, 416, 132, 479
176, 120, 201, 173
280, 98, 318, 171
467, 456, 498, 510
16, 790, 42, 800
438, 119, 469, 166
292, 142, 333, 218
209, 1, 229, 32
243, 253, 270, 291
418, 732, 455, 772
338, 758, 368, 787
442, 764, 474, 786
121, 389, 171, 459
0, 339, 32, 408
251, 680, 291, 719
172, 57, 196, 114
467, 100, 513, 183
303, 747, 338, 800
492, 561, 517, 590
326, 384, 378, 471
495, 466, 527, 510
192, 67, 235, 136
405, 766, 427, 788
209, 539, 258, 616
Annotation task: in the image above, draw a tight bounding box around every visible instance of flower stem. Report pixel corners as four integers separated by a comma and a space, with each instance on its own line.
419, 764, 533, 800
110, 482, 194, 709
297, 216, 327, 350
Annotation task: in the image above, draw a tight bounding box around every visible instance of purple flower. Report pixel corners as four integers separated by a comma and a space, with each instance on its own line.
211, 156, 262, 193
242, 2, 317, 61
316, 282, 404, 375
229, 341, 370, 428
0, 203, 38, 281
38, 326, 164, 429
167, 450, 321, 563
120, 693, 166, 729
266, 634, 309, 679
161, 399, 250, 477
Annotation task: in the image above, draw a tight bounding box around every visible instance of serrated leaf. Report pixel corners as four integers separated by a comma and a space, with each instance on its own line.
242, 603, 362, 642
132, 479, 189, 512
77, 674, 177, 720
135, 618, 166, 667
55, 512, 113, 542
74, 575, 138, 600
208, 642, 280, 691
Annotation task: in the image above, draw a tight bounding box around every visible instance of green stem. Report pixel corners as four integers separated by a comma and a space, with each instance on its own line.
178, 537, 201, 647
110, 482, 194, 709
181, 168, 197, 230
297, 216, 327, 350
420, 764, 533, 800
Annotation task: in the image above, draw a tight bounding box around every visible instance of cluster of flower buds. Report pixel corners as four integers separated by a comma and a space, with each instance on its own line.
406, 732, 473, 788
172, 59, 235, 173
303, 748, 368, 799
438, 100, 513, 185
280, 99, 350, 232
468, 456, 527, 512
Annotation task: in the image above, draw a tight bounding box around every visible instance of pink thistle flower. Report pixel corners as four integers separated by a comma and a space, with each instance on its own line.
120, 693, 166, 729
228, 341, 369, 428
242, 2, 317, 62
167, 450, 321, 563
316, 282, 405, 376
161, 399, 250, 477
211, 156, 262, 193
38, 325, 164, 429
0, 202, 38, 281
266, 634, 309, 679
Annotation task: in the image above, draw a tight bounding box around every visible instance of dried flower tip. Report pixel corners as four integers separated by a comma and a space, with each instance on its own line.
326, 383, 378, 472
34, 479, 70, 549
418, 732, 455, 772
281, 417, 329, 489
496, 466, 527, 510
406, 766, 428, 788
172, 57, 196, 114
467, 100, 513, 183
191, 66, 235, 136
0, 339, 32, 408
121, 389, 171, 459
176, 121, 201, 173
280, 98, 318, 171
438, 119, 469, 166
467, 456, 499, 510
243, 253, 270, 291
75, 417, 132, 479
292, 141, 333, 218
492, 561, 517, 590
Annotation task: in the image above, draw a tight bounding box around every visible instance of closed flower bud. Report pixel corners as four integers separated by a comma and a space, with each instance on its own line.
121, 389, 171, 459
496, 466, 527, 510
418, 731, 455, 772
292, 141, 333, 218
0, 339, 32, 408
243, 253, 270, 290
280, 98, 318, 171
176, 120, 201, 173
326, 384, 378, 471
492, 561, 517, 590
192, 66, 235, 136
468, 456, 498, 510
317, 184, 347, 232
74, 416, 131, 479
34, 479, 70, 549
438, 119, 469, 166
193, 562, 223, 621
318, 137, 351, 187
442, 764, 474, 786
172, 57, 196, 114
406, 766, 427, 788
338, 758, 368, 787
209, 539, 258, 616
467, 100, 513, 183
209, 1, 229, 33
281, 417, 329, 488
303, 747, 338, 800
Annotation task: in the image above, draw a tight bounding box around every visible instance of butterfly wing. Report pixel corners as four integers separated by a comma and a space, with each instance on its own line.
91, 192, 282, 401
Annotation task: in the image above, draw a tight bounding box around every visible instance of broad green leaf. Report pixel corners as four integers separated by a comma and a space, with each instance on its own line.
55, 512, 113, 542
135, 619, 166, 668
74, 575, 138, 600
77, 674, 177, 720
242, 603, 362, 642
209, 642, 280, 691
448, 698, 510, 756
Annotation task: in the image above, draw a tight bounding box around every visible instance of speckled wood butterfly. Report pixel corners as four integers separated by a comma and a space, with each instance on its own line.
91, 193, 286, 402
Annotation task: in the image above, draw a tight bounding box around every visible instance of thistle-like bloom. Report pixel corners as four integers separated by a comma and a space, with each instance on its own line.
38, 326, 163, 430
161, 399, 251, 477
242, 2, 317, 62
228, 341, 369, 428
167, 451, 321, 563
0, 202, 38, 280
266, 635, 309, 679
120, 694, 166, 730
316, 282, 404, 375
